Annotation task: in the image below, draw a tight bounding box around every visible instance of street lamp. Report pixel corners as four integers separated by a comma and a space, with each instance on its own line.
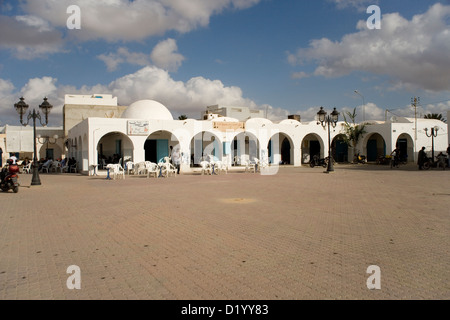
354, 90, 365, 122
14, 97, 53, 186
317, 107, 339, 173
424, 126, 439, 162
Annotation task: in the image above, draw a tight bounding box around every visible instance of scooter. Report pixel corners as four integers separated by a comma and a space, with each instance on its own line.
354, 153, 366, 164
0, 160, 20, 193
310, 155, 328, 168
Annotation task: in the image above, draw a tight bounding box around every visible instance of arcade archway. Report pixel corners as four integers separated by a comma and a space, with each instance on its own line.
301, 134, 324, 164
144, 130, 180, 163
97, 132, 134, 166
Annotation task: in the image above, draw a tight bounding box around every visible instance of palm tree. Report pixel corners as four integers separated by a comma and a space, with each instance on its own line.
424, 113, 446, 122
178, 115, 188, 120
342, 108, 367, 161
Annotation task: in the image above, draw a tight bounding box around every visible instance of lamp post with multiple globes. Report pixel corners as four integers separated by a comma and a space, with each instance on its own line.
14, 97, 53, 186
317, 107, 339, 173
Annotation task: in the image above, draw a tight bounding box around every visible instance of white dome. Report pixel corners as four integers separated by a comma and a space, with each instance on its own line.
121, 100, 173, 120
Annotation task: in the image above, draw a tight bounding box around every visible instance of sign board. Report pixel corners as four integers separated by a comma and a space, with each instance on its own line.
213, 122, 245, 132
127, 120, 149, 136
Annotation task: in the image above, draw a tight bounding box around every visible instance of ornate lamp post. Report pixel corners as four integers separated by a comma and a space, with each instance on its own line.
317, 107, 339, 173
424, 126, 439, 162
14, 97, 53, 186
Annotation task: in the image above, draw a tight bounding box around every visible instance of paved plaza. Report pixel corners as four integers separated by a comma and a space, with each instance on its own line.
0, 164, 449, 300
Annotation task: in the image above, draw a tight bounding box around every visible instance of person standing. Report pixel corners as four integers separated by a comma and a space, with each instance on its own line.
390, 147, 400, 168
9, 154, 18, 164
418, 147, 426, 170
0, 147, 3, 167
169, 146, 173, 164
447, 144, 450, 168
172, 148, 181, 174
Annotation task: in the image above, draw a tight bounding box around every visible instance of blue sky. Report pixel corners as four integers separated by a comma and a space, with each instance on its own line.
0, 0, 449, 126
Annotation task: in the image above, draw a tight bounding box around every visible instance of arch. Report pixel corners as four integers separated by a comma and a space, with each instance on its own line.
230, 131, 260, 166
395, 133, 414, 163
301, 133, 325, 164
144, 130, 181, 163
364, 133, 386, 162
331, 134, 349, 163
38, 141, 63, 161
268, 132, 294, 165
97, 131, 134, 166
189, 131, 222, 166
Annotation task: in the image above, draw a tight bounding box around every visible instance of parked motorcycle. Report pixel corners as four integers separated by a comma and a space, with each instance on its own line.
354, 153, 366, 164
310, 155, 328, 168
376, 155, 391, 165
422, 154, 447, 170
0, 160, 20, 193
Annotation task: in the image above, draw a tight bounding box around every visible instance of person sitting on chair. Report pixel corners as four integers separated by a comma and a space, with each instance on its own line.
39, 158, 52, 172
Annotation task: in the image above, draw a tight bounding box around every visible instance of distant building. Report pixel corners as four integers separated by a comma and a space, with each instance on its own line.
2, 94, 448, 175
2, 125, 64, 162
448, 111, 450, 147
288, 115, 301, 122
201, 105, 265, 121
63, 94, 127, 137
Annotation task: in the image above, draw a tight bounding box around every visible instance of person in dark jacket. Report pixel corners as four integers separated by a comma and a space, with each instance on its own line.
417, 147, 426, 170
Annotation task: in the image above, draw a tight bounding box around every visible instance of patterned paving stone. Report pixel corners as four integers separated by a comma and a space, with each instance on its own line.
0, 164, 448, 300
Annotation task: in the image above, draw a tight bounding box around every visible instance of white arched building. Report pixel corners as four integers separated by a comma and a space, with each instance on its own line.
67, 98, 449, 175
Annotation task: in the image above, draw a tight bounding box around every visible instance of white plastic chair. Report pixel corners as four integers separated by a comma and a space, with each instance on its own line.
22, 162, 32, 174
125, 161, 134, 175
200, 161, 212, 175
245, 159, 256, 173
215, 161, 228, 174
108, 163, 125, 180
133, 162, 146, 175
51, 161, 62, 173
259, 157, 269, 171
146, 162, 159, 178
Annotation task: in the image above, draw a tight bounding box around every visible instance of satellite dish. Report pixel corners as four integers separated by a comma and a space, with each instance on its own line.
390, 116, 397, 122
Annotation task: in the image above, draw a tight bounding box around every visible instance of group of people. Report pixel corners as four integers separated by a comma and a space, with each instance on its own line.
36, 157, 77, 172
417, 144, 450, 170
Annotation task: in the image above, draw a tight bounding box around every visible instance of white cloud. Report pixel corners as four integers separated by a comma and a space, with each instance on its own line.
288, 3, 450, 92
0, 65, 294, 125
300, 103, 387, 123
0, 0, 261, 59
291, 71, 310, 80
106, 65, 263, 117
97, 39, 184, 72
20, 77, 58, 104
329, 0, 377, 11
15, 15, 52, 32
0, 15, 64, 59
97, 53, 124, 73
150, 38, 185, 72
0, 77, 64, 126
97, 47, 152, 72
0, 79, 17, 124
21, 0, 261, 42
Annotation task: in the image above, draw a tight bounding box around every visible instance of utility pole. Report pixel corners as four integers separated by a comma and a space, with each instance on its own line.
411, 97, 420, 159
